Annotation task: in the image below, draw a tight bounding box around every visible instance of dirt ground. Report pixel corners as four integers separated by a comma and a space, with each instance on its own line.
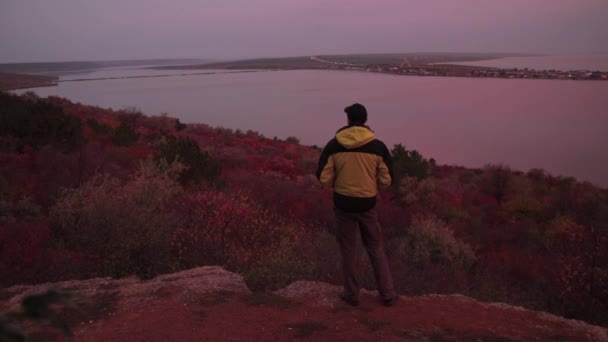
25, 290, 606, 341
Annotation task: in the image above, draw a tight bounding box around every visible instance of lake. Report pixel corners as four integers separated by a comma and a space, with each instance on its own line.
15, 67, 608, 187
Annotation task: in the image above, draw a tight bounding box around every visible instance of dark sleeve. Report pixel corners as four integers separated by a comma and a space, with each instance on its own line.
381, 143, 394, 185
316, 139, 334, 180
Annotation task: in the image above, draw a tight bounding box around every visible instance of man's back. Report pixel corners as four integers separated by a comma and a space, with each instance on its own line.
316, 124, 393, 213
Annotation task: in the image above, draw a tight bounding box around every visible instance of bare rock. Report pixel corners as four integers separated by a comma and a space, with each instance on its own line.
2, 267, 607, 342
1, 266, 249, 313
274, 280, 379, 306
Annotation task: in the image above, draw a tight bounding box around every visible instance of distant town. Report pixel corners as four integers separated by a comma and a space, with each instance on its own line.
310, 56, 608, 81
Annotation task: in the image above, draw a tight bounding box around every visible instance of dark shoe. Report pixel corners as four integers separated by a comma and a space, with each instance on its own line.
339, 293, 360, 306
382, 296, 399, 307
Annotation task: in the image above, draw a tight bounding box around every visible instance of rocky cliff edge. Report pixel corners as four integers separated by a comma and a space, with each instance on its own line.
1, 266, 606, 341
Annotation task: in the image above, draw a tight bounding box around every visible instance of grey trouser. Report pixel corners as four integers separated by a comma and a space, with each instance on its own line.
335, 207, 396, 300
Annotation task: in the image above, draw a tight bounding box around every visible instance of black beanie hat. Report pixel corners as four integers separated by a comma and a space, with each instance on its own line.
344, 103, 367, 124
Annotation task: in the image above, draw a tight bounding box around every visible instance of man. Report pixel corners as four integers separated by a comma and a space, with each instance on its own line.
316, 103, 398, 307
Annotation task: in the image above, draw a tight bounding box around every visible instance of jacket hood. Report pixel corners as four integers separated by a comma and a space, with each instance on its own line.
336, 125, 376, 149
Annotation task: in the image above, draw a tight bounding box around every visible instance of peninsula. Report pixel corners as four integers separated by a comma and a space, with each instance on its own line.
158, 53, 608, 81
0, 72, 58, 91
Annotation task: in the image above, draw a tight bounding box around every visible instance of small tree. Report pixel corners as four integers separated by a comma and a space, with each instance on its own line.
118, 106, 142, 126
391, 144, 431, 189
175, 118, 187, 131
481, 164, 511, 204
0, 93, 84, 152
86, 117, 111, 135
156, 136, 221, 185
111, 122, 139, 147
285, 136, 300, 145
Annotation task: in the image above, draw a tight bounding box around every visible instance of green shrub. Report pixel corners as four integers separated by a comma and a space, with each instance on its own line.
118, 106, 142, 125
391, 144, 431, 187
0, 196, 42, 226
111, 122, 139, 146
526, 168, 546, 182
0, 92, 84, 152
481, 164, 511, 203
244, 239, 316, 291
141, 113, 183, 132
285, 136, 300, 145
50, 159, 182, 279
156, 135, 221, 185
175, 119, 187, 131
503, 195, 544, 220
86, 117, 111, 135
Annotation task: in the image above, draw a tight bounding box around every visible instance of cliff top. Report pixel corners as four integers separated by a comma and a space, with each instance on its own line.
2, 267, 606, 342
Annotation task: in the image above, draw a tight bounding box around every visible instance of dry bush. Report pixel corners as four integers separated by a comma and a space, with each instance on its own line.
173, 190, 300, 271
397, 176, 437, 207
304, 230, 342, 283
545, 216, 608, 325
388, 216, 475, 294
50, 158, 183, 279
244, 234, 317, 291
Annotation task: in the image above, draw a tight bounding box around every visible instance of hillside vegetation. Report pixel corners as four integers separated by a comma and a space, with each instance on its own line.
0, 92, 606, 327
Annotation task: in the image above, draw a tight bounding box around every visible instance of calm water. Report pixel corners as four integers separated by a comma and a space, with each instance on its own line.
16, 67, 608, 187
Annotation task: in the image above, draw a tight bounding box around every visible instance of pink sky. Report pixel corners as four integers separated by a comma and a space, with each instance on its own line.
1, 0, 607, 63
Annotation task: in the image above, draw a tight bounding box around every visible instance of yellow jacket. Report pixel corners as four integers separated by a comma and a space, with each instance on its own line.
316, 125, 393, 212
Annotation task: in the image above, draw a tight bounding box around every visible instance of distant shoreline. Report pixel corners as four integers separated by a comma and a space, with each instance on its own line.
155, 54, 608, 81
59, 70, 264, 83
0, 72, 58, 91
2, 54, 607, 91
1, 70, 270, 91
